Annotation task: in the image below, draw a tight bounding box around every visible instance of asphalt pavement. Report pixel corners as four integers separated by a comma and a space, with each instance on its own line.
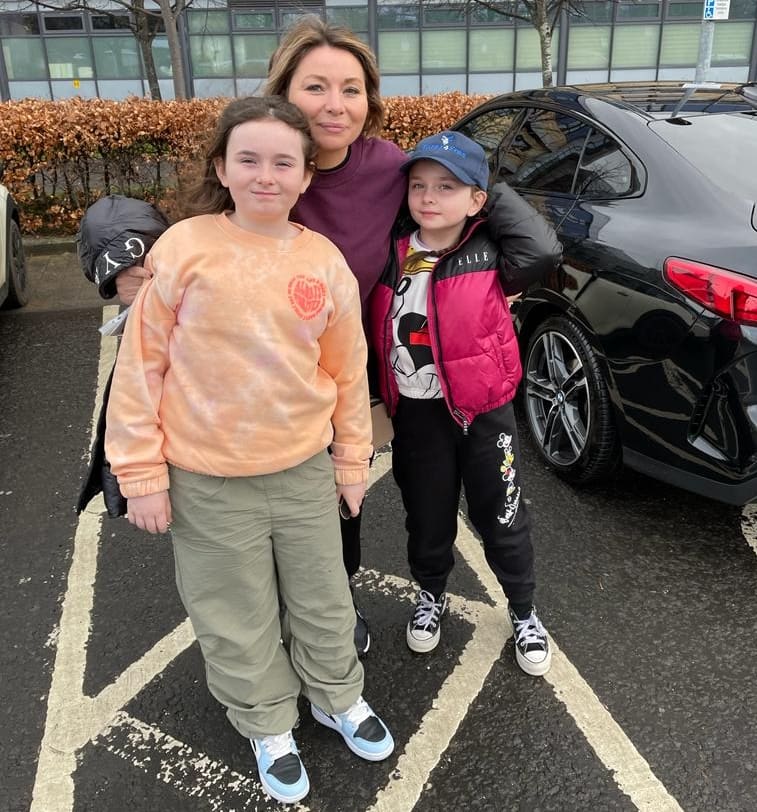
2, 247, 757, 812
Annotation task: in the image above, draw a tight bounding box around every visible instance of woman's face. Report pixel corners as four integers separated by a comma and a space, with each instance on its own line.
286, 45, 369, 170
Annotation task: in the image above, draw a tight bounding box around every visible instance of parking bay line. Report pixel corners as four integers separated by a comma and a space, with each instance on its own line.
31, 306, 682, 811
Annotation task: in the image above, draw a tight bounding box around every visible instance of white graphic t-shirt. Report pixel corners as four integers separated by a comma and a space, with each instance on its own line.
389, 232, 443, 399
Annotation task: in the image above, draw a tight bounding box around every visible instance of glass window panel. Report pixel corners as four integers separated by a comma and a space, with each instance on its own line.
424, 7, 467, 24
470, 28, 514, 71
712, 21, 754, 64
51, 79, 97, 98
471, 5, 516, 24
233, 34, 277, 77
279, 9, 317, 28
378, 31, 419, 72
422, 30, 466, 70
188, 10, 230, 34
193, 77, 235, 97
659, 23, 699, 65
500, 108, 592, 192
567, 26, 611, 69
572, 1, 613, 23
190, 34, 233, 76
516, 27, 559, 71
91, 14, 131, 31
96, 79, 145, 99
611, 24, 660, 68
377, 5, 420, 29
576, 130, 636, 197
666, 2, 700, 17
0, 14, 40, 35
46, 37, 94, 78
152, 37, 172, 78
92, 36, 141, 78
456, 106, 525, 169
326, 7, 369, 30
233, 11, 275, 30
43, 16, 83, 32
2, 38, 47, 80
616, 2, 660, 19
9, 81, 51, 100
729, 0, 757, 17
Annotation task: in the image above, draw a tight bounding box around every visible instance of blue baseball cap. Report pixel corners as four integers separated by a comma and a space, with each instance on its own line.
401, 130, 489, 190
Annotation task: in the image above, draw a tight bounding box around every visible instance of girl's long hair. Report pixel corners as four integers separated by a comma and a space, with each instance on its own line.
265, 14, 385, 138
181, 95, 317, 219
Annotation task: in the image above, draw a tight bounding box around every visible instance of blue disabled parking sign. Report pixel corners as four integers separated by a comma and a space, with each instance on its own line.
703, 0, 730, 18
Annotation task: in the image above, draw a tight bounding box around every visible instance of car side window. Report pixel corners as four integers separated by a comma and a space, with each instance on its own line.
575, 130, 636, 198
456, 107, 525, 177
495, 108, 592, 194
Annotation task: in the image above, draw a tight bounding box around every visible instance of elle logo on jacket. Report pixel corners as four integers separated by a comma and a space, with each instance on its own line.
456, 250, 490, 268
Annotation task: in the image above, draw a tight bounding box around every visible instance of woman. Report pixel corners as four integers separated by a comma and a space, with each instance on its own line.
77, 15, 408, 658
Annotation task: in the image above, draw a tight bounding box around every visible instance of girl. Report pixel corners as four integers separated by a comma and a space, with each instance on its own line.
80, 16, 409, 657
105, 96, 394, 806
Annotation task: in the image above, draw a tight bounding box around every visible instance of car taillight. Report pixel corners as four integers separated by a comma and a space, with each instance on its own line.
664, 257, 757, 326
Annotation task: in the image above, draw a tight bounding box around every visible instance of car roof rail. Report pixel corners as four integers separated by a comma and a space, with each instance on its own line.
576, 80, 751, 115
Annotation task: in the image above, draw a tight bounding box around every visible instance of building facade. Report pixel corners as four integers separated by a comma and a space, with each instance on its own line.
1, 0, 756, 102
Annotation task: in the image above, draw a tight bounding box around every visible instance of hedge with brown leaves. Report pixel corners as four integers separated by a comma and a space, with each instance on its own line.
0, 91, 490, 234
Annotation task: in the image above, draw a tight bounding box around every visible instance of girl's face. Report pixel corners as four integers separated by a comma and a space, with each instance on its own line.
286, 45, 369, 170
214, 118, 312, 238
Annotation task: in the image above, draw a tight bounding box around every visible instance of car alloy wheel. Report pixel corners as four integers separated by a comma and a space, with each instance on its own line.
523, 316, 620, 485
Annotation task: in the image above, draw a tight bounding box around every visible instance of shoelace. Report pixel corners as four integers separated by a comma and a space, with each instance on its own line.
342, 696, 372, 727
260, 731, 295, 760
511, 612, 546, 647
413, 590, 443, 630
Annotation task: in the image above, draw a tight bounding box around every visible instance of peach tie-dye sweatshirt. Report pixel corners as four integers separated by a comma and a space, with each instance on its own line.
105, 213, 372, 499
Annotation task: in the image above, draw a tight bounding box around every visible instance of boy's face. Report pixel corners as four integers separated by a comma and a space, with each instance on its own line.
407, 160, 487, 248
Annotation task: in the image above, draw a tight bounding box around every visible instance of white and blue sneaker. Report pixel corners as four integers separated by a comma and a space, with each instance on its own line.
250, 731, 310, 804
311, 696, 394, 761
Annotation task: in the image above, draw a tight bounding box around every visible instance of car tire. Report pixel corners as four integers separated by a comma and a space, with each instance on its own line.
4, 217, 29, 309
522, 315, 620, 485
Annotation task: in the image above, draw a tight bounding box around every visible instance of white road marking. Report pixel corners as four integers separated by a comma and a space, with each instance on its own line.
31, 307, 683, 811
31, 306, 120, 811
99, 712, 267, 810
740, 503, 757, 556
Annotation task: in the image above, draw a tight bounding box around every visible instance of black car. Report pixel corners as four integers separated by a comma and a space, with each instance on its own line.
454, 81, 757, 506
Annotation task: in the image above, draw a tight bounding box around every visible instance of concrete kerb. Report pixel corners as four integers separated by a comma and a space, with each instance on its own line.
25, 236, 78, 257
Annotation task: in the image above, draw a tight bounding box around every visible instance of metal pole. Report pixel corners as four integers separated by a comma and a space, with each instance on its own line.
694, 18, 715, 83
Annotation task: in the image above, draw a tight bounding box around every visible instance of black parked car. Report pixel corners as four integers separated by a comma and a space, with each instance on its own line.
454, 81, 757, 505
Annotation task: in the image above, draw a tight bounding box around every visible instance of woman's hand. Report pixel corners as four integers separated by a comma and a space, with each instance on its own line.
115, 265, 153, 305
337, 482, 367, 519
126, 491, 172, 534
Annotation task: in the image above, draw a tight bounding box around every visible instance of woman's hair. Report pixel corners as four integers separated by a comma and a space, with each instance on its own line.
265, 14, 385, 138
182, 95, 317, 219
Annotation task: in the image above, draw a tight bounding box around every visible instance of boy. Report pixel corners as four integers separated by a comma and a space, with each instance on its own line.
370, 130, 562, 676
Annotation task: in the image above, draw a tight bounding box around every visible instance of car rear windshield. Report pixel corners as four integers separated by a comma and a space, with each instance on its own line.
649, 112, 757, 199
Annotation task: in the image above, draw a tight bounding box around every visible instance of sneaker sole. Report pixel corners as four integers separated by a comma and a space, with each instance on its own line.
515, 646, 552, 677
356, 632, 371, 658
406, 624, 440, 653
311, 704, 394, 761
258, 776, 310, 805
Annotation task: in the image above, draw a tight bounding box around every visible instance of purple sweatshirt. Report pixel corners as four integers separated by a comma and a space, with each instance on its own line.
292, 135, 406, 316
